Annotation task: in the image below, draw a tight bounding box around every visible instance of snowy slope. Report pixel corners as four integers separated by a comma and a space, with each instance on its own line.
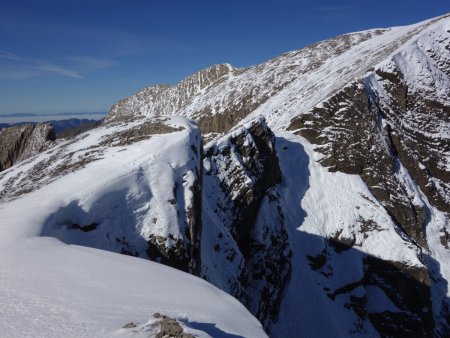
272, 133, 430, 337
0, 117, 266, 338
0, 235, 265, 338
0, 117, 202, 265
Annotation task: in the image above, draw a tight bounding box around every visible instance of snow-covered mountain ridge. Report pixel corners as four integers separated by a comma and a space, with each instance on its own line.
0, 13, 449, 337
107, 14, 449, 132
103, 14, 450, 335
106, 13, 450, 337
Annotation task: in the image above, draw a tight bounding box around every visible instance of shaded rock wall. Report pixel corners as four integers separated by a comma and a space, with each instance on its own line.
201, 117, 291, 332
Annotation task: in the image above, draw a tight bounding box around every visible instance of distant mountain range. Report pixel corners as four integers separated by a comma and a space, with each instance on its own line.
0, 117, 102, 136
0, 112, 106, 117
0, 112, 107, 124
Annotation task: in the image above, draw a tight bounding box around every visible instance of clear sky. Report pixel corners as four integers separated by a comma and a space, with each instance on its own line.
0, 0, 449, 115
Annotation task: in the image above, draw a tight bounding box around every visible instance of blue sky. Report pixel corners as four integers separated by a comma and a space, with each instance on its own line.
0, 0, 449, 115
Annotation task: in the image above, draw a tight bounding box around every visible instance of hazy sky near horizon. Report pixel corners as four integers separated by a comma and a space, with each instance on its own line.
0, 0, 449, 115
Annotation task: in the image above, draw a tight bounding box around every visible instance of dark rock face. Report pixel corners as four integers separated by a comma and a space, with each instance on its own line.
0, 123, 55, 171
289, 82, 429, 247
67, 222, 99, 232
306, 232, 435, 337
204, 118, 282, 249
147, 235, 192, 273
201, 117, 291, 332
373, 64, 450, 216
363, 257, 433, 337
186, 150, 203, 275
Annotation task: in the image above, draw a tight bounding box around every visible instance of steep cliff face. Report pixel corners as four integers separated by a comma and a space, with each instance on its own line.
270, 133, 442, 337
289, 81, 429, 246
286, 18, 450, 336
289, 20, 450, 246
0, 123, 55, 171
201, 118, 290, 331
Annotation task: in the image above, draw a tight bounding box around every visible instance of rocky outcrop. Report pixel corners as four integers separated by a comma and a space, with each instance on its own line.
363, 257, 433, 336
302, 228, 434, 337
204, 117, 282, 248
201, 117, 291, 332
120, 313, 195, 338
153, 314, 194, 338
288, 81, 429, 246
371, 62, 450, 216
0, 123, 55, 171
